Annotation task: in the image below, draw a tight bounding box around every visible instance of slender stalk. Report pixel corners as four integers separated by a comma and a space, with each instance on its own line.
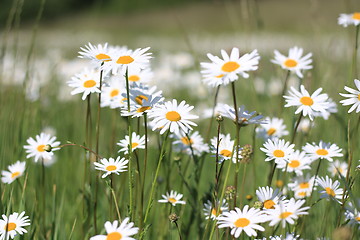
214, 118, 222, 201
239, 164, 247, 207
231, 82, 240, 208
291, 114, 303, 144
205, 86, 221, 141
58, 143, 103, 159
174, 221, 183, 240
139, 113, 148, 231
41, 158, 46, 238
109, 177, 122, 221
351, 25, 359, 80
267, 162, 277, 186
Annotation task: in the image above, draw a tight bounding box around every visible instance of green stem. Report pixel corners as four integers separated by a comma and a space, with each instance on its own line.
351, 25, 359, 80
231, 82, 240, 208
279, 70, 291, 114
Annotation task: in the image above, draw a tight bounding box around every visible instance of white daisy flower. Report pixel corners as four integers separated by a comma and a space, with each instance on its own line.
210, 133, 241, 163
297, 118, 313, 134
271, 46, 312, 78
218, 104, 266, 126
67, 68, 102, 100
302, 141, 343, 162
93, 157, 129, 178
260, 139, 295, 164
344, 201, 360, 228
24, 132, 60, 163
284, 85, 330, 121
316, 175, 344, 204
276, 150, 311, 176
127, 68, 154, 84
148, 99, 198, 135
78, 42, 112, 63
0, 211, 30, 240
255, 232, 300, 240
288, 174, 316, 199
101, 76, 126, 108
217, 205, 266, 238
90, 218, 139, 240
339, 79, 360, 113
255, 186, 285, 210
265, 198, 310, 228
203, 199, 229, 220
1, 161, 26, 184
158, 190, 186, 206
201, 48, 260, 87
338, 12, 360, 27
313, 97, 338, 120
173, 131, 209, 156
117, 132, 146, 154
256, 117, 289, 140
328, 160, 348, 178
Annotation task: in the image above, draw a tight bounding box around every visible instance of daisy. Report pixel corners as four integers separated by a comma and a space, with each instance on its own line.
316, 175, 344, 204
210, 133, 241, 163
101, 76, 126, 108
93, 157, 129, 178
302, 141, 343, 162
117, 132, 146, 154
201, 48, 260, 87
90, 218, 139, 240
256, 117, 289, 140
24, 132, 60, 162
339, 79, 360, 113
328, 160, 348, 178
78, 42, 112, 63
218, 104, 265, 126
297, 118, 313, 134
255, 233, 300, 240
217, 205, 266, 238
158, 190, 186, 206
288, 174, 316, 199
1, 161, 26, 184
265, 198, 310, 228
260, 139, 295, 164
338, 12, 360, 27
344, 201, 360, 228
255, 186, 285, 209
173, 131, 209, 156
276, 150, 311, 176
0, 211, 30, 240
148, 99, 198, 135
203, 199, 229, 220
67, 68, 102, 100
313, 97, 338, 120
284, 85, 330, 121
127, 68, 154, 84
271, 46, 312, 78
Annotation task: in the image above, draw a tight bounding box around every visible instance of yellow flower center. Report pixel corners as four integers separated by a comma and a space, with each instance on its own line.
137, 106, 151, 112
220, 149, 232, 158
234, 218, 250, 228
211, 208, 222, 216
11, 172, 20, 179
284, 59, 298, 68
132, 142, 139, 149
116, 56, 134, 64
289, 160, 300, 168
300, 96, 314, 106
110, 89, 119, 98
355, 217, 360, 221
168, 198, 177, 203
106, 165, 117, 171
166, 111, 181, 121
216, 74, 224, 78
276, 180, 284, 188
83, 80, 97, 88
325, 187, 335, 197
358, 94, 360, 100
106, 232, 122, 240
267, 128, 276, 136
279, 212, 292, 219
352, 12, 360, 20
264, 199, 276, 209
273, 149, 285, 158
298, 191, 307, 197
221, 61, 240, 73
181, 137, 193, 145
135, 95, 148, 105
299, 182, 309, 189
4, 222, 16, 231
95, 53, 111, 62
129, 75, 140, 82
37, 144, 46, 152
316, 149, 328, 156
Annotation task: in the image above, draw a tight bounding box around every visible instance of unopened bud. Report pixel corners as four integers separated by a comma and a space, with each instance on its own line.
240, 144, 253, 163
253, 201, 264, 209
225, 185, 236, 201
169, 213, 179, 223
43, 144, 52, 152
216, 115, 223, 122
246, 194, 253, 201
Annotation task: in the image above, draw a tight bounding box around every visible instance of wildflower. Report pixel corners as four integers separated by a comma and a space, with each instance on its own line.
276, 150, 311, 176
284, 85, 330, 121
297, 118, 313, 134
158, 190, 186, 206
313, 97, 338, 120
210, 133, 241, 163
328, 160, 348, 177
24, 132, 60, 162
217, 205, 266, 238
78, 42, 112, 63
90, 218, 139, 240
271, 46, 312, 78
117, 132, 146, 154
201, 47, 260, 87
0, 211, 30, 240
255, 233, 300, 240
1, 161, 26, 184
302, 141, 343, 162
316, 175, 344, 204
288, 174, 316, 199
148, 99, 198, 135
67, 68, 101, 100
93, 157, 128, 178
338, 12, 360, 27
126, 68, 154, 84
101, 76, 126, 108
339, 79, 360, 113
218, 104, 265, 126
203, 199, 229, 220
344, 201, 360, 228
173, 131, 209, 156
260, 139, 295, 164
255, 186, 284, 210
256, 117, 289, 140
168, 213, 179, 223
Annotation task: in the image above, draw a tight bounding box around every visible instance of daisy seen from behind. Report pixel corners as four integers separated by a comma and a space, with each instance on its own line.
90, 218, 138, 240
302, 141, 343, 162
217, 205, 266, 238
1, 161, 26, 184
24, 132, 60, 163
94, 157, 129, 178
67, 68, 102, 100
338, 12, 360, 27
0, 211, 30, 240
271, 46, 312, 78
218, 104, 265, 126
344, 201, 360, 228
339, 79, 360, 113
203, 199, 229, 220
117, 132, 146, 154
255, 186, 284, 210
284, 85, 330, 121
260, 138, 295, 164
256, 117, 289, 140
78, 42, 112, 63
158, 190, 186, 206
276, 150, 311, 176
316, 175, 344, 204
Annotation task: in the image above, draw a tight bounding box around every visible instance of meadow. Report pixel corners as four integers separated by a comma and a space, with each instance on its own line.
0, 0, 360, 239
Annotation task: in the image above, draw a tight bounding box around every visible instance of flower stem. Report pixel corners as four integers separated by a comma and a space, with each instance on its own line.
279, 70, 291, 113
231, 82, 240, 208
351, 25, 359, 80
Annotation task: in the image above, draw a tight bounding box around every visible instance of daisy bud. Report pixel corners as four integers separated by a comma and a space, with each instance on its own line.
169, 213, 179, 223
246, 194, 253, 201
225, 185, 236, 200
216, 115, 224, 122
43, 144, 53, 152
253, 201, 264, 209
240, 144, 253, 163
276, 180, 284, 188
